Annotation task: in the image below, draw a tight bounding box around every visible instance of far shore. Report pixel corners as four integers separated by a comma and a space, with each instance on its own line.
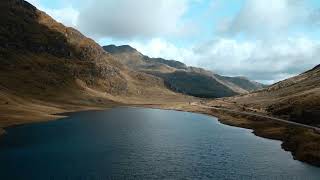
0, 101, 319, 167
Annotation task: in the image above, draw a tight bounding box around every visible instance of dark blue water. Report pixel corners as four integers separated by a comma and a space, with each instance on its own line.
0, 108, 319, 180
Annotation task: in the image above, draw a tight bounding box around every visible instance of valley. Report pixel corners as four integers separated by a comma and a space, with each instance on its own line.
0, 0, 319, 170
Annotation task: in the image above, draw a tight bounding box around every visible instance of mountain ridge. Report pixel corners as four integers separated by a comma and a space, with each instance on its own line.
103, 44, 265, 98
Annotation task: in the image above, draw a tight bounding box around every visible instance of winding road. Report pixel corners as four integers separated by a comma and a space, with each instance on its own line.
193, 103, 320, 133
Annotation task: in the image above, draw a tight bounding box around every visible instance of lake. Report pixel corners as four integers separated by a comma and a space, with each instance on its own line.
0, 107, 319, 180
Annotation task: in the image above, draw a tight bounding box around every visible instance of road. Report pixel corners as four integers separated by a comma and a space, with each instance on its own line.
193, 103, 320, 133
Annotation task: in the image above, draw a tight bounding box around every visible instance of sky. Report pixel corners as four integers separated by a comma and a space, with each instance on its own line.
27, 0, 320, 84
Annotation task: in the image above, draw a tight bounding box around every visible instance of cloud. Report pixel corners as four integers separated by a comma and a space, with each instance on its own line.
77, 0, 189, 39
45, 7, 79, 27
129, 38, 195, 65
193, 37, 320, 83
129, 37, 320, 84
218, 0, 314, 37
199, 0, 320, 83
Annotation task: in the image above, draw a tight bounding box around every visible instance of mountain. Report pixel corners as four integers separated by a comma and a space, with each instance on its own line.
215, 75, 265, 92
230, 64, 320, 126
0, 0, 181, 128
103, 45, 188, 72
103, 45, 265, 98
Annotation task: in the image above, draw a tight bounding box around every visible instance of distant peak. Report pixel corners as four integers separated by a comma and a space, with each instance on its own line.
103, 45, 138, 54
118, 45, 136, 51
235, 76, 249, 80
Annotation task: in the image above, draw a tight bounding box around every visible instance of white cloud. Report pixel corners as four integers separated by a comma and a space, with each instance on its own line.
129, 38, 196, 65
128, 37, 320, 84
77, 0, 189, 39
45, 7, 79, 27
192, 37, 320, 83
219, 0, 312, 37
203, 0, 320, 83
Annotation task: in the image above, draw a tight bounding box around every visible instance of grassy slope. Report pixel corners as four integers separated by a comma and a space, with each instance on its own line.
226, 65, 320, 126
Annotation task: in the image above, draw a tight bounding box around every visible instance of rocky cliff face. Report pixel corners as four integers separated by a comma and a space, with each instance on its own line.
103, 45, 265, 98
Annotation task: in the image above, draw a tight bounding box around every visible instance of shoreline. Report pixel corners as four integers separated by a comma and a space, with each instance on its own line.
139, 103, 320, 167
0, 104, 119, 137
0, 103, 319, 167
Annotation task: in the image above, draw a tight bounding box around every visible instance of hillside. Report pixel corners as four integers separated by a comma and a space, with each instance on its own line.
215, 75, 266, 92
221, 64, 320, 126
0, 0, 184, 131
103, 45, 265, 98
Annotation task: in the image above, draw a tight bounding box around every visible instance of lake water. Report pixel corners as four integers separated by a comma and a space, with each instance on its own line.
0, 107, 319, 180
